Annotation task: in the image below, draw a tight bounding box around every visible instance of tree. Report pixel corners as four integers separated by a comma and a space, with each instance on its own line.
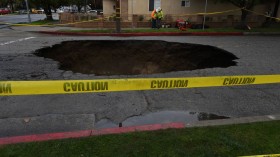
8, 0, 14, 12
30, 0, 53, 20
216, 0, 264, 29
27, 0, 103, 20
261, 0, 279, 26
88, 0, 102, 9
272, 0, 279, 20
29, 0, 71, 20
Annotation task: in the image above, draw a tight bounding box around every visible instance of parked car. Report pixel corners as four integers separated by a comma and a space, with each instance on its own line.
88, 9, 103, 15
0, 8, 11, 15
32, 8, 44, 14
56, 8, 64, 13
87, 10, 98, 15
88, 10, 97, 13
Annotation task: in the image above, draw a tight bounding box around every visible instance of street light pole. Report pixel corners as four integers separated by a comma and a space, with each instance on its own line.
25, 0, 31, 23
202, 0, 208, 30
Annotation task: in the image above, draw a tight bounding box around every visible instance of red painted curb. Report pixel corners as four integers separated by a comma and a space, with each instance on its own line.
0, 130, 92, 145
38, 31, 243, 36
0, 122, 185, 146
92, 122, 185, 136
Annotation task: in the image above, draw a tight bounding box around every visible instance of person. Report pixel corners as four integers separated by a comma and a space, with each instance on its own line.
151, 9, 157, 28
155, 7, 164, 29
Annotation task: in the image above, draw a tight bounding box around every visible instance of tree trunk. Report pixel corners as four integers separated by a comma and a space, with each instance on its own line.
263, 0, 280, 26
10, 1, 14, 13
272, 0, 279, 19
44, 3, 53, 21
236, 9, 250, 30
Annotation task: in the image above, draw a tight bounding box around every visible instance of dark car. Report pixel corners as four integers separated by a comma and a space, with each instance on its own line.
0, 8, 11, 15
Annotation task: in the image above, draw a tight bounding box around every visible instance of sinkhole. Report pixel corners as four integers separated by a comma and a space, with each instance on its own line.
35, 40, 238, 75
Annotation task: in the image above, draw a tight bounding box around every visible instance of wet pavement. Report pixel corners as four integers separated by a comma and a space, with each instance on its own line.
95, 111, 229, 129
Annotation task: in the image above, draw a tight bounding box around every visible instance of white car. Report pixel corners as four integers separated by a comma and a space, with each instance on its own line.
57, 9, 64, 13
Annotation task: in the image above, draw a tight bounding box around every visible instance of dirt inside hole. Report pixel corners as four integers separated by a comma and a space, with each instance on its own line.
35, 40, 238, 76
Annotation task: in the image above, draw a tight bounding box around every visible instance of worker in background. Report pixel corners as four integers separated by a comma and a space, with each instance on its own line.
155, 7, 164, 29
151, 9, 157, 28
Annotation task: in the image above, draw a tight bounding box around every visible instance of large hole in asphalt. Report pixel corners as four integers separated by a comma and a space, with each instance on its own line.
35, 40, 238, 75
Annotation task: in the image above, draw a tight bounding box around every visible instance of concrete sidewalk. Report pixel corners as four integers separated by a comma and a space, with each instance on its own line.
0, 114, 279, 145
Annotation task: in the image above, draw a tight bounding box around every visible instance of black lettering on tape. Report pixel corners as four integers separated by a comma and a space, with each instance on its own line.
0, 83, 12, 94
78, 82, 84, 91
64, 82, 108, 92
150, 80, 188, 89
71, 83, 78, 91
223, 77, 256, 86
64, 83, 70, 92
151, 81, 156, 88
223, 78, 229, 85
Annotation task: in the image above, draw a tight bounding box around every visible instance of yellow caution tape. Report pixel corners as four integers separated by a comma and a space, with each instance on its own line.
242, 8, 280, 21
2, 7, 279, 27
0, 15, 112, 27
240, 154, 280, 157
180, 8, 242, 16
0, 75, 279, 96
1, 8, 242, 27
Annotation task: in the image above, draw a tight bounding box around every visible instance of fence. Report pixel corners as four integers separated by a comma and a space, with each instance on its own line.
59, 13, 266, 28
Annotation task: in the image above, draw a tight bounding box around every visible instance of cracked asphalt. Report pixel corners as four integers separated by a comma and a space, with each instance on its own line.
0, 26, 280, 137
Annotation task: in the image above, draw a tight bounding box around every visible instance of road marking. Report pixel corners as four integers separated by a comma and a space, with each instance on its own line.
0, 37, 36, 46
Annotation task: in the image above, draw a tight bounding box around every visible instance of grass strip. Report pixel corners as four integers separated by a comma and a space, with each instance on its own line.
0, 121, 280, 157
57, 27, 280, 33
27, 20, 59, 25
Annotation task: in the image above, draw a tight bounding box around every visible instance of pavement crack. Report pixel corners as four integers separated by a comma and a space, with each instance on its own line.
120, 113, 144, 124
142, 91, 153, 112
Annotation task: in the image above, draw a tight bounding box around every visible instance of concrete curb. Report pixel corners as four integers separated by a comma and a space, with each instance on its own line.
0, 123, 185, 145
186, 114, 280, 127
243, 32, 280, 36
37, 31, 244, 37
0, 115, 279, 146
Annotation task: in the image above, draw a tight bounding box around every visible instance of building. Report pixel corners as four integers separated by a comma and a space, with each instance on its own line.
59, 0, 279, 28
103, 0, 279, 24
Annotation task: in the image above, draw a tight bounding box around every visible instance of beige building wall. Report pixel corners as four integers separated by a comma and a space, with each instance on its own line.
128, 0, 149, 15
104, 0, 276, 19
103, 0, 115, 15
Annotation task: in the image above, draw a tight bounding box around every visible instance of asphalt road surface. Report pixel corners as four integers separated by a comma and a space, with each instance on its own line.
0, 14, 59, 28
0, 26, 280, 137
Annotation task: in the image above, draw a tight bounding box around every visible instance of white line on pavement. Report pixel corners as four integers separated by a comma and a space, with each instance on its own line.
0, 37, 36, 46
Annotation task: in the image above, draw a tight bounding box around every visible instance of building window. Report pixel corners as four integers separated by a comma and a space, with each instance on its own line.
181, 0, 190, 7
149, 0, 161, 11
149, 0, 154, 11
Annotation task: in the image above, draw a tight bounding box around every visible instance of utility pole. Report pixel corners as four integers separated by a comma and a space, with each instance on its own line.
131, 0, 134, 28
115, 0, 121, 33
202, 0, 208, 30
25, 0, 31, 23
